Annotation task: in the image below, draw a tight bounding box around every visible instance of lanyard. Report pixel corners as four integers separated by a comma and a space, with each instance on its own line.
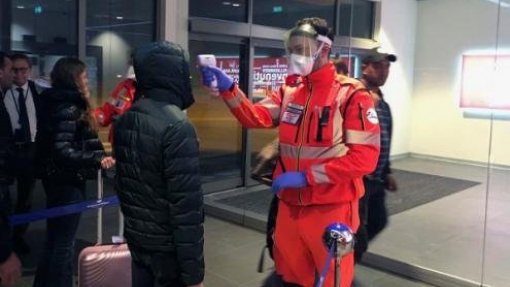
10, 87, 30, 117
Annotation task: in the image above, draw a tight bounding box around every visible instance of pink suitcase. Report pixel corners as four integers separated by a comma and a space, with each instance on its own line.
78, 170, 132, 287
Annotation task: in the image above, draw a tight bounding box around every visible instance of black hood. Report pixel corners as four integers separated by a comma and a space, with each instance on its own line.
133, 41, 194, 110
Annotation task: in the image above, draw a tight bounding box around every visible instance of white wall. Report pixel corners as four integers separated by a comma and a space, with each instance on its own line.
410, 0, 510, 166
379, 0, 418, 157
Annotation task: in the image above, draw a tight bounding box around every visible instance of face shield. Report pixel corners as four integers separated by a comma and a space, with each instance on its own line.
284, 24, 332, 76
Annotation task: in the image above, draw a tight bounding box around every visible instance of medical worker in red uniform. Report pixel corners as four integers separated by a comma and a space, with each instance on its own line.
93, 66, 137, 142
200, 18, 380, 287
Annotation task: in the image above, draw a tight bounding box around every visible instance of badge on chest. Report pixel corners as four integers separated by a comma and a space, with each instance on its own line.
281, 103, 305, 125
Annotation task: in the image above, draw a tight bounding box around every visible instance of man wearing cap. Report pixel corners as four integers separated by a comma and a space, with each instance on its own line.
355, 49, 398, 263
200, 17, 380, 287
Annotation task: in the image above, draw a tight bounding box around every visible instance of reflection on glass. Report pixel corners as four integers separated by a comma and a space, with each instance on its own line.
190, 0, 247, 22
86, 0, 155, 107
460, 54, 510, 110
365, 0, 496, 285
338, 0, 375, 38
484, 0, 510, 286
188, 41, 243, 187
250, 48, 284, 175
10, 0, 78, 81
331, 52, 359, 77
253, 0, 335, 29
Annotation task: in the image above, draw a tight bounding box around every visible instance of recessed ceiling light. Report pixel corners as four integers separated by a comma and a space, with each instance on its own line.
116, 16, 124, 20
232, 3, 241, 7
16, 5, 25, 9
222, 1, 231, 5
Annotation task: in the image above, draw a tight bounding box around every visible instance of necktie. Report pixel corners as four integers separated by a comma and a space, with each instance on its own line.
17, 87, 31, 143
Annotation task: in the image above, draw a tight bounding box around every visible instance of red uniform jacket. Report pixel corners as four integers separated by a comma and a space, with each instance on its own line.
93, 78, 136, 143
220, 63, 380, 206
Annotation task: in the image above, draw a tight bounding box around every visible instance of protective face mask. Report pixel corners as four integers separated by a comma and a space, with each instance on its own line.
287, 42, 324, 77
287, 53, 315, 76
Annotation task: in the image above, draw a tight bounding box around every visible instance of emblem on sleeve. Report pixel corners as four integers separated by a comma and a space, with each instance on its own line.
366, 108, 379, 124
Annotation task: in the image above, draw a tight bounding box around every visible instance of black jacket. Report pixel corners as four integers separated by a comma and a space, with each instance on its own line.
0, 92, 13, 263
0, 93, 13, 185
113, 41, 204, 285
37, 88, 104, 182
0, 172, 12, 263
0, 203, 12, 263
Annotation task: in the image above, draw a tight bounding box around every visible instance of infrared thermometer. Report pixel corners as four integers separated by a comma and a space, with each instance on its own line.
197, 54, 218, 89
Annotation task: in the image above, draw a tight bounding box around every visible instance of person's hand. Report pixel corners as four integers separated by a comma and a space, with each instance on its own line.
100, 156, 116, 169
271, 172, 308, 194
199, 66, 234, 92
187, 283, 204, 287
385, 174, 397, 192
0, 252, 22, 287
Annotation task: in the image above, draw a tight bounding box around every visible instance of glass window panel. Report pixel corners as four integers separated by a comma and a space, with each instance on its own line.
188, 40, 244, 189
249, 47, 285, 180
364, 1, 495, 285
485, 1, 510, 286
85, 0, 155, 150
9, 0, 78, 80
189, 0, 247, 22
86, 0, 155, 107
253, 0, 335, 30
338, 0, 375, 38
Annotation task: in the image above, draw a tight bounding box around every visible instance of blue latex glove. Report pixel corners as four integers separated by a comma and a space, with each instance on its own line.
271, 172, 308, 195
200, 66, 234, 92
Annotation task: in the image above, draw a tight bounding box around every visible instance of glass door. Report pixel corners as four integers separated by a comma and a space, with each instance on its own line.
188, 39, 246, 192
484, 1, 510, 286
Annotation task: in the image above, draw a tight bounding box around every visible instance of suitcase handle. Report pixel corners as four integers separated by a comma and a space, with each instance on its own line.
96, 169, 125, 245
97, 169, 104, 244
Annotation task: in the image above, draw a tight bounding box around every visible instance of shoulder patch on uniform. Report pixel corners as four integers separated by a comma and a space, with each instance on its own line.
366, 108, 379, 124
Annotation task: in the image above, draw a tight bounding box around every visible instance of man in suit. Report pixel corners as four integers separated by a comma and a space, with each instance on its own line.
0, 51, 22, 287
2, 53, 42, 254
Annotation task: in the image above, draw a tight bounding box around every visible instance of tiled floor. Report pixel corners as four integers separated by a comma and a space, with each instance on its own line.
16, 155, 508, 286
12, 214, 432, 287
368, 157, 510, 287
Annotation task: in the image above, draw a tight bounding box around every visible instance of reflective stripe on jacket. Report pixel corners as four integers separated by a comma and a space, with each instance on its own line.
220, 62, 380, 205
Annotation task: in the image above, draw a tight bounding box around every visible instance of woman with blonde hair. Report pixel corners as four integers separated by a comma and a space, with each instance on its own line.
33, 57, 114, 287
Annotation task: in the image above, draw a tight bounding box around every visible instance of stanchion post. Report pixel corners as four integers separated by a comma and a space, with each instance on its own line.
97, 169, 103, 245
322, 223, 354, 287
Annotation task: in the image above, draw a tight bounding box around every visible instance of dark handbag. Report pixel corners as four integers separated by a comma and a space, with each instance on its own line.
251, 138, 280, 186
254, 139, 287, 272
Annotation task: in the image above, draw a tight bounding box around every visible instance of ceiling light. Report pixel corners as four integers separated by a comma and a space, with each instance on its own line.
16, 5, 25, 9
232, 3, 241, 7
222, 1, 231, 5
116, 16, 124, 20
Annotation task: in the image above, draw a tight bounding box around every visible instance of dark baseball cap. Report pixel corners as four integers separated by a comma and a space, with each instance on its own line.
362, 48, 397, 64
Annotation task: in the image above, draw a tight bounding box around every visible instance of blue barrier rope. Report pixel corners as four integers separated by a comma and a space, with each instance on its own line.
315, 243, 336, 287
9, 195, 119, 226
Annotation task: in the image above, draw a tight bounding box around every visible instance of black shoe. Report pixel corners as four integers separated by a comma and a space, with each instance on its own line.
13, 237, 31, 254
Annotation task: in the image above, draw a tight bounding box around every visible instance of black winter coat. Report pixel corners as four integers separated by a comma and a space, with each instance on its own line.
37, 88, 104, 182
0, 90, 13, 263
113, 41, 204, 285
0, 97, 13, 185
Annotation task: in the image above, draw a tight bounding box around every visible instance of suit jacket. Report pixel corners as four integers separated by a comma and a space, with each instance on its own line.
0, 89, 14, 184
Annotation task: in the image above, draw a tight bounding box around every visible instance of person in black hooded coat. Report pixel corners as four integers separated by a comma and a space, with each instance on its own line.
113, 41, 204, 287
